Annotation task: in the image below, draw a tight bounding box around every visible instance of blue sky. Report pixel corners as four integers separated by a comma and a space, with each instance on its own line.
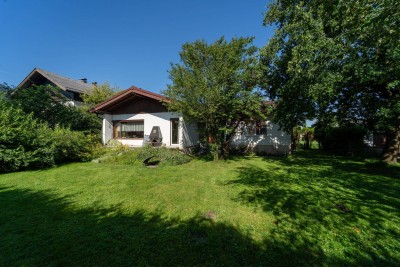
0, 0, 273, 93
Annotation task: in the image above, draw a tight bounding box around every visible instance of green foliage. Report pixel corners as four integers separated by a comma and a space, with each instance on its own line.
82, 81, 118, 106
0, 97, 55, 172
99, 145, 192, 166
164, 37, 264, 160
0, 83, 14, 97
0, 96, 99, 173
11, 85, 101, 134
261, 0, 400, 162
51, 126, 98, 163
315, 125, 367, 154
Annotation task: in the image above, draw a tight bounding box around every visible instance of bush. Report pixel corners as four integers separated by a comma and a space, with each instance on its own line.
51, 126, 98, 163
315, 125, 367, 155
0, 98, 55, 172
98, 145, 192, 166
0, 96, 100, 173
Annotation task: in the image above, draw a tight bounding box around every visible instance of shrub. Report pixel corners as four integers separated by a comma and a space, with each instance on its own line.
98, 145, 192, 166
0, 96, 101, 173
0, 97, 55, 172
315, 125, 367, 155
51, 126, 98, 163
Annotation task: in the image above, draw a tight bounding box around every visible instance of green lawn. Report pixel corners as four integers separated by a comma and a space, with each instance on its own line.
0, 151, 399, 266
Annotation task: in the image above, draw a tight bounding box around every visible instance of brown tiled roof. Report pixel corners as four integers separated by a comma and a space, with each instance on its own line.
18, 68, 93, 94
90, 86, 169, 113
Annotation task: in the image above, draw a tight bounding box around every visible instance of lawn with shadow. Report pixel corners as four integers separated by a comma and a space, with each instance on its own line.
0, 151, 399, 266
229, 151, 400, 266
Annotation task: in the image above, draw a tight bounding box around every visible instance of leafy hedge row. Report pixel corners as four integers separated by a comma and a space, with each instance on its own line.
97, 143, 192, 166
314, 125, 367, 154
0, 97, 97, 173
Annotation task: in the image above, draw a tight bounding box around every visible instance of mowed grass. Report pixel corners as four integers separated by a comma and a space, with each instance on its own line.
0, 151, 399, 266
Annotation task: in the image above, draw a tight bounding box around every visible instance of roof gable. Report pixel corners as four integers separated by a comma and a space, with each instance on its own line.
91, 86, 169, 114
18, 68, 93, 94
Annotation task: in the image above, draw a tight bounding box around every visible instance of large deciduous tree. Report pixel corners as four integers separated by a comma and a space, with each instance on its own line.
261, 0, 400, 163
164, 37, 264, 160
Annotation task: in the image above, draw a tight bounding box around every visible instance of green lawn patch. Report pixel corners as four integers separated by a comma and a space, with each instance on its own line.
0, 151, 399, 266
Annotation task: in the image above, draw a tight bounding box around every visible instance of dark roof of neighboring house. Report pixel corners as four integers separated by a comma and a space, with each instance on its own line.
18, 67, 93, 94
90, 86, 169, 113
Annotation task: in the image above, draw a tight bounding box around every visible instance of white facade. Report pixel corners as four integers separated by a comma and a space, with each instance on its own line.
102, 112, 198, 149
231, 120, 291, 155
95, 87, 290, 154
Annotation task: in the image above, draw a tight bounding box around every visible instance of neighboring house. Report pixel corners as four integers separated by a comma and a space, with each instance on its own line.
90, 86, 199, 149
91, 86, 291, 154
18, 67, 93, 106
231, 119, 291, 155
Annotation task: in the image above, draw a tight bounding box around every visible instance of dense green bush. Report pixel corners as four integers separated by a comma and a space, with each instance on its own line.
0, 96, 99, 173
314, 125, 367, 154
98, 144, 192, 166
51, 126, 98, 163
0, 97, 55, 172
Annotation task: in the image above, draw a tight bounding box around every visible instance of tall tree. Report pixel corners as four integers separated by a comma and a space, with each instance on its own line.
261, 0, 400, 163
164, 37, 264, 160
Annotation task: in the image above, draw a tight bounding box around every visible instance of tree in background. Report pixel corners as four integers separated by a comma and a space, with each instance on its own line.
10, 85, 101, 134
164, 37, 264, 160
82, 81, 118, 106
0, 82, 14, 97
261, 0, 400, 163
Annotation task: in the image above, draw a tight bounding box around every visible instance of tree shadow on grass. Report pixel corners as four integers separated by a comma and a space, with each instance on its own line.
228, 153, 400, 266
0, 186, 320, 266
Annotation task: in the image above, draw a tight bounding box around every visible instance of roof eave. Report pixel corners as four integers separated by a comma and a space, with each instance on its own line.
90, 87, 170, 114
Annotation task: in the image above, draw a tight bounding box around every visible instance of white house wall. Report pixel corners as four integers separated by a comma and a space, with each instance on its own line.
102, 114, 113, 145
231, 120, 291, 155
102, 112, 198, 149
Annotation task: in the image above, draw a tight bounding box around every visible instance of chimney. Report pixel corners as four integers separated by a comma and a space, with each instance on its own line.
80, 78, 87, 83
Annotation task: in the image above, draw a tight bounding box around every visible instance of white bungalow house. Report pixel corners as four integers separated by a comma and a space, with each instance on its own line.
90, 86, 199, 149
91, 86, 291, 154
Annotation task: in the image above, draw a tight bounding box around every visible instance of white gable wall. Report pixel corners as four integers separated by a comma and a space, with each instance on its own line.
102, 114, 113, 144
231, 120, 291, 155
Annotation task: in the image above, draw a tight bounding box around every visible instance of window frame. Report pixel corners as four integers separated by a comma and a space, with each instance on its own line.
170, 118, 180, 145
113, 120, 145, 140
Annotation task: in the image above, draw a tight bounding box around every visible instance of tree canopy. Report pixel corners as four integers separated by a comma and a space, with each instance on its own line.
163, 37, 264, 160
11, 85, 101, 134
82, 81, 118, 106
261, 0, 400, 163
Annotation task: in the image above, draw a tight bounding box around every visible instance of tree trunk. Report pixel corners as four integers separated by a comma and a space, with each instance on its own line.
382, 128, 400, 164
304, 132, 310, 149
290, 131, 297, 154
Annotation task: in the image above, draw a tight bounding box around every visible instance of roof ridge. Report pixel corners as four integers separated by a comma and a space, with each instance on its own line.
37, 68, 88, 84
127, 86, 165, 98
18, 67, 93, 94
91, 85, 169, 113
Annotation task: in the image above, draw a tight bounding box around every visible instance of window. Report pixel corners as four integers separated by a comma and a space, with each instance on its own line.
238, 121, 267, 135
171, 118, 179, 144
113, 120, 144, 139
255, 121, 267, 135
